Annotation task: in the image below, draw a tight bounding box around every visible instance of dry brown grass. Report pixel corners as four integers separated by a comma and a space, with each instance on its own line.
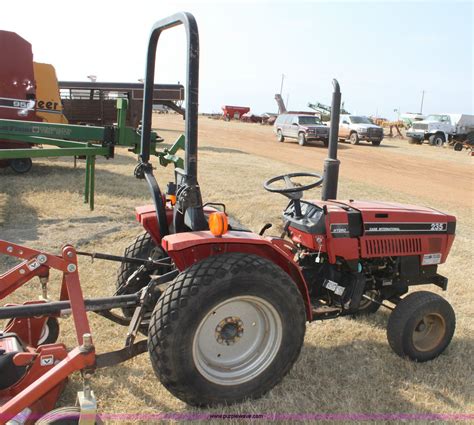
0, 115, 473, 423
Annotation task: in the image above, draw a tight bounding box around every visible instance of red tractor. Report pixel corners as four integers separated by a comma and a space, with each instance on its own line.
116, 13, 457, 406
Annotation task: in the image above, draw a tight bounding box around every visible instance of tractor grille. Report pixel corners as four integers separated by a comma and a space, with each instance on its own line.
363, 237, 422, 257
412, 123, 428, 130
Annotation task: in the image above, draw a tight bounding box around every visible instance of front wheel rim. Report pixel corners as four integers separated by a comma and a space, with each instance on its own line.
192, 295, 283, 385
412, 313, 446, 352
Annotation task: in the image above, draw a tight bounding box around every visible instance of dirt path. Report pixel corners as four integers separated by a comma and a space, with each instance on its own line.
155, 115, 473, 209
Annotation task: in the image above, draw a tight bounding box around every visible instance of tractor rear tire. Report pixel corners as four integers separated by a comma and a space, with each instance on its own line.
10, 158, 32, 174
349, 132, 359, 145
148, 253, 306, 406
116, 232, 168, 317
277, 129, 284, 143
387, 291, 455, 362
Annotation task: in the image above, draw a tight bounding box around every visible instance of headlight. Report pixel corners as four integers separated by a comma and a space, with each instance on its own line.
357, 128, 367, 133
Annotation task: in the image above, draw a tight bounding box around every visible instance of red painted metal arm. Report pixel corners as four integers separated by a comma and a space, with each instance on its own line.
0, 347, 95, 424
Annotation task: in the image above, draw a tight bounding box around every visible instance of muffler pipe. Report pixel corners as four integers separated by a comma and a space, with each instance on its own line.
321, 79, 341, 201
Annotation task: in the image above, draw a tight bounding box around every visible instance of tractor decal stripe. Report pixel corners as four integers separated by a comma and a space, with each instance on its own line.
364, 222, 448, 235
330, 224, 350, 238
330, 222, 452, 237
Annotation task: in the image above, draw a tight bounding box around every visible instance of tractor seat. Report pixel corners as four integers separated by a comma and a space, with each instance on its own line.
0, 333, 27, 390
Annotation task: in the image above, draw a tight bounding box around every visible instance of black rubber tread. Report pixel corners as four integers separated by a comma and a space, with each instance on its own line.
352, 291, 382, 317
148, 252, 306, 406
371, 139, 382, 146
298, 132, 306, 146
387, 291, 455, 362
434, 133, 446, 147
10, 158, 32, 174
277, 129, 284, 143
37, 317, 60, 345
467, 131, 474, 145
116, 232, 163, 316
349, 132, 359, 145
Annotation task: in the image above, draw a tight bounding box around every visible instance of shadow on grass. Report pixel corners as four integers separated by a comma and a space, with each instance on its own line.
66, 331, 472, 418
0, 192, 39, 244
0, 159, 149, 201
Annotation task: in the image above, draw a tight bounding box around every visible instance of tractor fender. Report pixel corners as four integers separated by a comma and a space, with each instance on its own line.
135, 204, 227, 245
135, 204, 173, 245
162, 230, 313, 320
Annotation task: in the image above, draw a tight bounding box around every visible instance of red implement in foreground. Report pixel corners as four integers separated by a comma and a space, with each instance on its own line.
0, 241, 94, 424
0, 239, 154, 424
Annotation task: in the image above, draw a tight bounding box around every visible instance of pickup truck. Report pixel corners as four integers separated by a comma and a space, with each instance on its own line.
339, 114, 384, 146
406, 113, 474, 147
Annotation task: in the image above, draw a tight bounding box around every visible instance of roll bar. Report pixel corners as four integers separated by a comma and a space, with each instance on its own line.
136, 12, 206, 234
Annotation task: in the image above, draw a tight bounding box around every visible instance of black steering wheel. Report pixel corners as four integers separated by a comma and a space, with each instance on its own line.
263, 172, 323, 219
263, 172, 323, 196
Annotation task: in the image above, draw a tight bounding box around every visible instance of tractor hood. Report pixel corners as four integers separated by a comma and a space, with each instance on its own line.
329, 200, 456, 233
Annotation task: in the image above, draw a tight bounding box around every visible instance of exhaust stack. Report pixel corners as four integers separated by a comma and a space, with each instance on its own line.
321, 79, 341, 201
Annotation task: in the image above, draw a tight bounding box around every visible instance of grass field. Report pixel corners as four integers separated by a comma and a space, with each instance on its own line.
0, 115, 473, 423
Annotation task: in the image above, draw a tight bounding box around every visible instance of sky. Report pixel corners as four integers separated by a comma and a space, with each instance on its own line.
1, 0, 472, 119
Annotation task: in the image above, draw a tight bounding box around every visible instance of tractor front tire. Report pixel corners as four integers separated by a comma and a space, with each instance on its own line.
116, 232, 168, 317
148, 253, 306, 406
387, 291, 455, 362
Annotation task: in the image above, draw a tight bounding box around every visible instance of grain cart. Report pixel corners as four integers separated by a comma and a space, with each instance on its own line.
118, 12, 457, 406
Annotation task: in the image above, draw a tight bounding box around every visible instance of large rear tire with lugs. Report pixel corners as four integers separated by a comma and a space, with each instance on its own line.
387, 291, 455, 362
148, 253, 306, 406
